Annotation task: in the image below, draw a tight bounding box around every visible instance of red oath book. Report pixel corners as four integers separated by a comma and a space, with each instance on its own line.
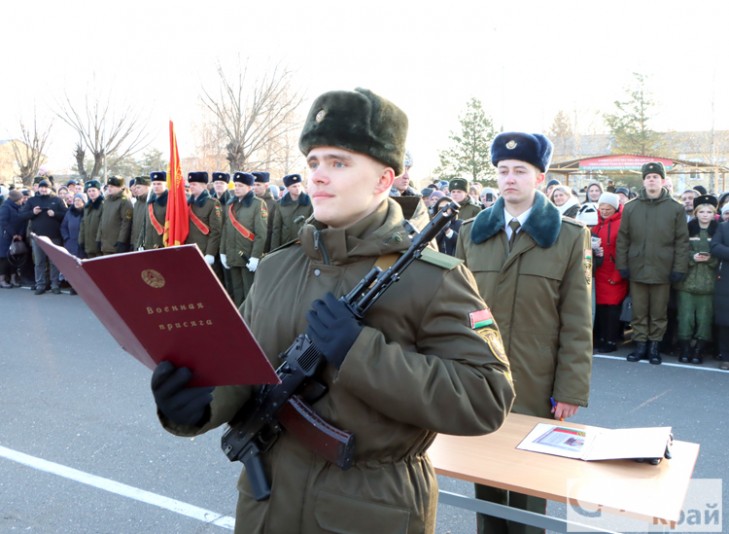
33, 234, 279, 387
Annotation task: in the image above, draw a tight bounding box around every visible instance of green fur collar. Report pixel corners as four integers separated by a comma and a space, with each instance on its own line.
470, 190, 562, 248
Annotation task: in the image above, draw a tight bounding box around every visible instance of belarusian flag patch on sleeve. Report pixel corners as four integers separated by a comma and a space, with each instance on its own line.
469, 308, 494, 329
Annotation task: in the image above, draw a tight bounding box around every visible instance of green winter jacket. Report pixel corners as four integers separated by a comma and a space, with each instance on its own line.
78, 197, 103, 255
270, 192, 313, 249
616, 187, 689, 283
456, 191, 593, 418
676, 220, 719, 294
185, 190, 222, 257
161, 198, 514, 534
97, 190, 133, 253
220, 192, 268, 266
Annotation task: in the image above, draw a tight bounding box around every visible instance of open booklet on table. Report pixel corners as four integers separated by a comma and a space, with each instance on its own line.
32, 234, 279, 388
517, 422, 673, 462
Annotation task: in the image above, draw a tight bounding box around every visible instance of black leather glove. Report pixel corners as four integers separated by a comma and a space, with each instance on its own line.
115, 241, 128, 253
151, 361, 213, 426
670, 271, 686, 283
618, 269, 630, 280
306, 292, 363, 369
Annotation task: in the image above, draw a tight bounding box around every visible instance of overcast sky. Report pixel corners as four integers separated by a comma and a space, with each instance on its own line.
2, 0, 729, 177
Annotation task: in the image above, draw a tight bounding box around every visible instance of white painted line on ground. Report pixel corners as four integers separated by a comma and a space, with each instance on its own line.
0, 444, 235, 530
594, 353, 729, 373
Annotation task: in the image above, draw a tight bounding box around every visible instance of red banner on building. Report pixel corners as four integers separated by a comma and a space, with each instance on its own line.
165, 120, 189, 246
579, 155, 674, 171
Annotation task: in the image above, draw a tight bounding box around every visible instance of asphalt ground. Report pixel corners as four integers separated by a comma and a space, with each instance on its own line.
1, 287, 727, 533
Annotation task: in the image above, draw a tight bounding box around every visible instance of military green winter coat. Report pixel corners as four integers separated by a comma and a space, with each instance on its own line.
616, 187, 689, 283
257, 189, 276, 253
270, 191, 313, 249
220, 192, 268, 267
185, 190, 222, 257
78, 196, 103, 255
131, 194, 147, 250
456, 191, 592, 418
457, 198, 482, 221
676, 220, 719, 295
97, 190, 133, 253
162, 198, 515, 534
140, 191, 167, 249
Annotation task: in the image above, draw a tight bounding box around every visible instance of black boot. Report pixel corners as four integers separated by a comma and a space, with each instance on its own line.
678, 340, 692, 363
627, 341, 648, 362
691, 340, 706, 364
648, 341, 662, 365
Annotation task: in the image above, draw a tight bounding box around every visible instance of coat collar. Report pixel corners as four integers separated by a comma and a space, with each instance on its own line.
280, 191, 311, 207
594, 204, 622, 228
636, 187, 671, 202
300, 198, 410, 265
148, 190, 168, 207
87, 196, 104, 210
688, 218, 718, 237
232, 190, 255, 208
470, 190, 562, 248
189, 189, 210, 208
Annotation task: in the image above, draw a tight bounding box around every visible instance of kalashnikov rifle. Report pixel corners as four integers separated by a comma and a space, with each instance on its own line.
221, 200, 460, 501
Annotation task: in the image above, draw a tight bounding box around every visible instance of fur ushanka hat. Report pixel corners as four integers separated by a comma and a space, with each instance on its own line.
298, 88, 408, 176
491, 132, 553, 172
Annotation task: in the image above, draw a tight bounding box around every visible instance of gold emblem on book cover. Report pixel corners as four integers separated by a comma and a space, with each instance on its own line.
141, 269, 165, 288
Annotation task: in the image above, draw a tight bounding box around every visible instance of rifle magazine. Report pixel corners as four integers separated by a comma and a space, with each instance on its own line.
279, 396, 355, 470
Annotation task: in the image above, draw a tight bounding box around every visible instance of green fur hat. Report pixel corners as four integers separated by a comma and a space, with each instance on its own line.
641, 162, 665, 180
107, 176, 124, 187
298, 88, 408, 175
134, 175, 150, 186
448, 178, 469, 192
84, 179, 101, 191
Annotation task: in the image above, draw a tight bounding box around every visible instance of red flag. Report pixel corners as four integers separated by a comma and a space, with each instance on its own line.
165, 120, 189, 246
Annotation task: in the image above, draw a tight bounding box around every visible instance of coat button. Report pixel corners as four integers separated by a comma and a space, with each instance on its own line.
314, 268, 321, 277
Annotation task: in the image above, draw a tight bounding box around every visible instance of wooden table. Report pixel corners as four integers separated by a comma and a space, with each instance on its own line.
430, 413, 699, 531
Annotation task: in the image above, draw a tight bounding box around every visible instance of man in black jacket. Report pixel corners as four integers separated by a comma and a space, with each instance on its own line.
20, 179, 67, 294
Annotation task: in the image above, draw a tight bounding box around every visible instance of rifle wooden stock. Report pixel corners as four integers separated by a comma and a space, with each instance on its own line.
278, 396, 355, 470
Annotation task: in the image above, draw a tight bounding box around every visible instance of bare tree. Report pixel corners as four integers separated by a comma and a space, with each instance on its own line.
260, 105, 307, 177
200, 60, 304, 173
191, 108, 229, 172
57, 89, 150, 180
73, 141, 85, 177
12, 111, 52, 186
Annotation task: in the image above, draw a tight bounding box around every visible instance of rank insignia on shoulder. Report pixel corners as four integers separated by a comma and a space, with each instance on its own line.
469, 308, 494, 329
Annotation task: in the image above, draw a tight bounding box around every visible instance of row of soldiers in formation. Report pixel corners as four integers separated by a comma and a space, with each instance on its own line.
74, 170, 312, 305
